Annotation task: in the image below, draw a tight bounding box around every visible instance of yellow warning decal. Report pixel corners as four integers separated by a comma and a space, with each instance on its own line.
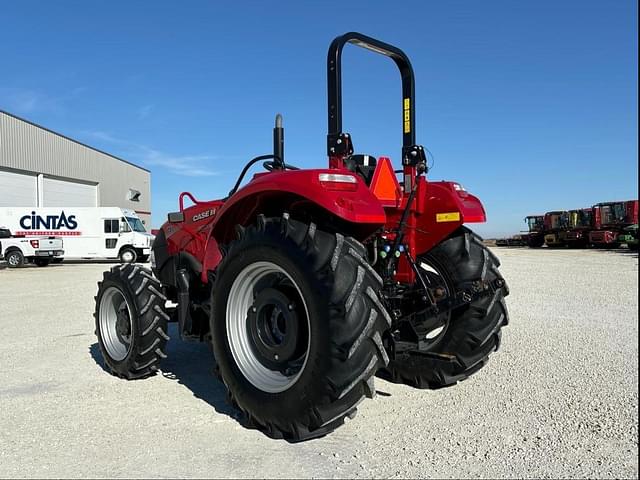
436, 212, 461, 222
403, 98, 411, 133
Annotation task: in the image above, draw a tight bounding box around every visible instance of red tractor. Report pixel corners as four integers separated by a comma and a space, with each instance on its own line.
589, 200, 639, 248
93, 33, 509, 441
564, 208, 594, 248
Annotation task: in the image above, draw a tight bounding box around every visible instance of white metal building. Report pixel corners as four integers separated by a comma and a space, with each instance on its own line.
0, 110, 151, 226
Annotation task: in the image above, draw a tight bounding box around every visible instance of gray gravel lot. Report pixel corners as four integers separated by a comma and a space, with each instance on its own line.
0, 248, 638, 479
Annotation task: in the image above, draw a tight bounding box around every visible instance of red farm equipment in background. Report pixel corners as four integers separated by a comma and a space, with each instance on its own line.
523, 215, 545, 247
565, 208, 594, 248
589, 200, 639, 248
543, 211, 570, 248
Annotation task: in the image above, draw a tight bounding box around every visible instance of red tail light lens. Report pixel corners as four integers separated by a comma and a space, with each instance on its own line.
318, 173, 358, 191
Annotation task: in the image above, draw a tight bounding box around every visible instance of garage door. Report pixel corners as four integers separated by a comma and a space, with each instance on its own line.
0, 169, 37, 207
43, 177, 97, 207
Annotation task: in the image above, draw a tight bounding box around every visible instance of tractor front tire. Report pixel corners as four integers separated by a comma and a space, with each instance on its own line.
378, 228, 509, 389
94, 264, 170, 379
212, 214, 390, 441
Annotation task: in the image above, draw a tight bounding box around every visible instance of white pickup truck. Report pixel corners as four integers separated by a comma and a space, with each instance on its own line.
0, 228, 64, 268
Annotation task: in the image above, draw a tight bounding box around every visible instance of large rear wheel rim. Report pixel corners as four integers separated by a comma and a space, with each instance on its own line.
99, 286, 133, 361
416, 257, 453, 348
227, 261, 310, 393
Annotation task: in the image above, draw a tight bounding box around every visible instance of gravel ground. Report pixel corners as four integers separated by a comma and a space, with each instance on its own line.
0, 248, 637, 479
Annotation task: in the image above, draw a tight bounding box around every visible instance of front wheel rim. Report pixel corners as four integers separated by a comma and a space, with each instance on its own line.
8, 254, 20, 266
99, 286, 133, 361
227, 261, 310, 393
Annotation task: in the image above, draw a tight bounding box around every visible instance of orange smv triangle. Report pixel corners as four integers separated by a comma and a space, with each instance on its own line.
370, 157, 401, 206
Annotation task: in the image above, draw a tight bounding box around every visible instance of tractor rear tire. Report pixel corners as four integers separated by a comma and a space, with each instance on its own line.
94, 264, 170, 379
378, 228, 509, 389
212, 214, 390, 441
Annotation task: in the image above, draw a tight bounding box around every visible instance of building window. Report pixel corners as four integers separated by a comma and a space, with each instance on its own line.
104, 219, 119, 233
128, 189, 141, 202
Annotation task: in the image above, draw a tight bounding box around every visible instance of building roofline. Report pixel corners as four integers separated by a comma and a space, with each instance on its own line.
0, 109, 150, 173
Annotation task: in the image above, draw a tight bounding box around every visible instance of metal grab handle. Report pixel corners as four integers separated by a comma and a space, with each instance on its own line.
327, 32, 416, 150
179, 192, 201, 211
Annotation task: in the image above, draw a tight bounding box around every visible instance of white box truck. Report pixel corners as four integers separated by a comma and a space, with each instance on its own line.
0, 207, 153, 263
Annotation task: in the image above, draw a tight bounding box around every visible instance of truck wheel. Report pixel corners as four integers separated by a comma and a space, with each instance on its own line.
34, 258, 51, 267
212, 214, 390, 441
378, 228, 509, 389
94, 264, 170, 379
5, 250, 24, 268
119, 247, 137, 264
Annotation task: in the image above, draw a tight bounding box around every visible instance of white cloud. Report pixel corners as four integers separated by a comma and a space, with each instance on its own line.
135, 146, 218, 177
0, 88, 44, 114
80, 130, 219, 177
136, 104, 154, 120
0, 87, 87, 115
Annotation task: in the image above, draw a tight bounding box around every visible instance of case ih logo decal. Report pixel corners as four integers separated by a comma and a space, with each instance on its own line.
18, 211, 81, 235
192, 209, 216, 222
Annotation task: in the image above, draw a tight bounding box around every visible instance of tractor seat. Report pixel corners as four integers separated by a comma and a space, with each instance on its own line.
344, 154, 377, 185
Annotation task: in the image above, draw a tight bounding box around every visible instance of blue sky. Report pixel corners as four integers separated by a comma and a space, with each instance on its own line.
1, 0, 637, 236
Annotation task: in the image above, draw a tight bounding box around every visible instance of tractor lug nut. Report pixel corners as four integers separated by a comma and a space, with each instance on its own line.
434, 287, 446, 298
462, 292, 472, 303
288, 303, 295, 311
251, 306, 257, 313
274, 354, 279, 360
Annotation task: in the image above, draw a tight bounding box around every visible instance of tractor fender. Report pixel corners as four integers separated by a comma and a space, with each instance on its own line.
413, 180, 487, 254
210, 168, 386, 247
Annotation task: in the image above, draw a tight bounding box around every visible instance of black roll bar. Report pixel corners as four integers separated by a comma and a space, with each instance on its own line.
327, 32, 416, 156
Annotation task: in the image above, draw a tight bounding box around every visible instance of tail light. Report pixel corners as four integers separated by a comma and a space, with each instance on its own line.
452, 183, 469, 198
30, 239, 39, 248
318, 173, 358, 191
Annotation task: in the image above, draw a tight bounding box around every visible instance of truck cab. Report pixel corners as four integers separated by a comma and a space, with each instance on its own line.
102, 209, 153, 263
